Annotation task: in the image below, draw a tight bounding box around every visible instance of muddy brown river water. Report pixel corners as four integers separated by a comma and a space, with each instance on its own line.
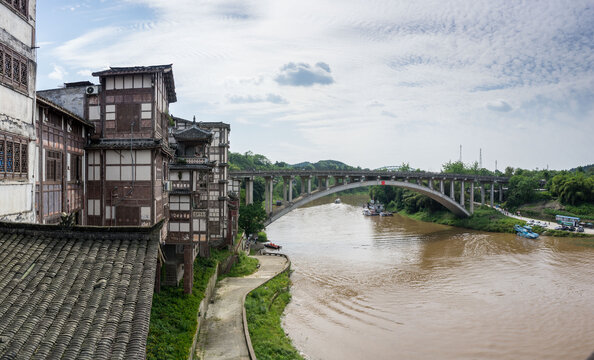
266, 194, 594, 360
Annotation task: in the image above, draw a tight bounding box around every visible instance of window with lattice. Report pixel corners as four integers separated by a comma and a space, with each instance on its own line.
0, 42, 28, 92
0, 132, 28, 179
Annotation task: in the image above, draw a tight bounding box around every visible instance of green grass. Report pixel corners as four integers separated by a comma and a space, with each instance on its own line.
219, 251, 260, 280
401, 206, 521, 233
245, 272, 304, 360
401, 206, 594, 238
146, 249, 231, 360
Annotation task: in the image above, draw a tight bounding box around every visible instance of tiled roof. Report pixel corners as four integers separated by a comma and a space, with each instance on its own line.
0, 221, 161, 360
169, 163, 214, 170
36, 94, 94, 128
173, 116, 230, 130
173, 126, 212, 141
92, 65, 177, 103
86, 139, 175, 158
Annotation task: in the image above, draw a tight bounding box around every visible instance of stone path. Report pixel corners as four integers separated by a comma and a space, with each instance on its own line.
197, 255, 289, 360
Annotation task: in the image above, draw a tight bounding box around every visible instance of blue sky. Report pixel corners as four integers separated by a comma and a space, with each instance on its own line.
36, 0, 594, 171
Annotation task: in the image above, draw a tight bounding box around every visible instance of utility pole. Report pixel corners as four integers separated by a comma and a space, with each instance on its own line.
479, 148, 482, 168
495, 160, 498, 172
459, 145, 462, 163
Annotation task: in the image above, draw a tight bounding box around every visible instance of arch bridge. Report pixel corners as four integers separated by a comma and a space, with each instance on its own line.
230, 170, 509, 226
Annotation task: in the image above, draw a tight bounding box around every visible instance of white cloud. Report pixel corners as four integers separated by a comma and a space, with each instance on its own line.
486, 100, 512, 112
48, 65, 68, 80
39, 0, 594, 170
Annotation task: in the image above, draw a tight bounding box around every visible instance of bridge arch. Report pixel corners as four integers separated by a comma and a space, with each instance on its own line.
264, 180, 470, 226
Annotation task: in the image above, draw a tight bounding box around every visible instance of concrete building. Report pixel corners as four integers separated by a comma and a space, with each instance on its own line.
0, 0, 37, 222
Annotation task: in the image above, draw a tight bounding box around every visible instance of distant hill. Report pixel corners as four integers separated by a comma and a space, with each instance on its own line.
569, 164, 594, 173
290, 160, 362, 171
228, 152, 363, 171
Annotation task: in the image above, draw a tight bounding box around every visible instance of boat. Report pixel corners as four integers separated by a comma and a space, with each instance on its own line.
334, 198, 341, 204
264, 242, 282, 250
363, 200, 384, 216
514, 224, 539, 239
380, 211, 393, 216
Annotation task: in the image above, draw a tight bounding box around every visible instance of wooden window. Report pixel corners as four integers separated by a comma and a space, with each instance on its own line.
0, 42, 28, 92
117, 206, 140, 226
71, 154, 82, 181
1, 0, 28, 17
46, 151, 62, 182
0, 132, 28, 179
116, 103, 140, 132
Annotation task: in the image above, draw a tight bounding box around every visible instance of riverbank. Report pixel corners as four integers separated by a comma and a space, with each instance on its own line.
398, 205, 519, 233
198, 254, 290, 360
397, 205, 594, 238
146, 249, 232, 360
245, 270, 304, 360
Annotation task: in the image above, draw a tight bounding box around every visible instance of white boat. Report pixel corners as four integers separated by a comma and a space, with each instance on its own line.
334, 198, 341, 204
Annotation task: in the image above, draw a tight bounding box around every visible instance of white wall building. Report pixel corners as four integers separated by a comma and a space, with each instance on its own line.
0, 0, 37, 222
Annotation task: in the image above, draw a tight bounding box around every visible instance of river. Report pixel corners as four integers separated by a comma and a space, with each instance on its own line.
266, 194, 594, 360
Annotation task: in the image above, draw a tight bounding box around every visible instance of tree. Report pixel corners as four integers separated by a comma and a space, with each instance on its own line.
238, 203, 267, 236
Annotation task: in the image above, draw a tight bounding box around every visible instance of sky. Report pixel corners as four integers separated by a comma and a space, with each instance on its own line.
35, 0, 594, 172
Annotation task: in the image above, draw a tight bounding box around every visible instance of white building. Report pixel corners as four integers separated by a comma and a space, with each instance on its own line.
0, 1, 37, 222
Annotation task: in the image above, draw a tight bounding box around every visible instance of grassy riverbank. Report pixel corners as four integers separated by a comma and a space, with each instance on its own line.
400, 205, 521, 233
245, 271, 304, 360
400, 206, 594, 238
146, 249, 231, 360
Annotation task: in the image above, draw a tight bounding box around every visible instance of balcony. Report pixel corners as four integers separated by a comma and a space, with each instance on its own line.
172, 180, 191, 191
176, 157, 209, 165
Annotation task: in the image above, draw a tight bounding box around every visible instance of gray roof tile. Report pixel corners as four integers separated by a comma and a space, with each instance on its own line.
0, 222, 160, 360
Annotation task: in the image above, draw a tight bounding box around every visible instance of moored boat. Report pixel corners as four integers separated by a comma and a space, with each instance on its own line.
264, 242, 282, 250
514, 224, 539, 239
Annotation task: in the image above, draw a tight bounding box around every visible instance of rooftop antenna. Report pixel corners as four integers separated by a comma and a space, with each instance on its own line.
479, 148, 482, 168
459, 145, 462, 163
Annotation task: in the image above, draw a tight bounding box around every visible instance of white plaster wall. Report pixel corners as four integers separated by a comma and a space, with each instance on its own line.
0, 6, 33, 46
0, 86, 35, 136
0, 183, 33, 219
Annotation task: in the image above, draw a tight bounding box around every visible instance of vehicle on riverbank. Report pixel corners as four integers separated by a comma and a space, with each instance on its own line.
334, 198, 341, 204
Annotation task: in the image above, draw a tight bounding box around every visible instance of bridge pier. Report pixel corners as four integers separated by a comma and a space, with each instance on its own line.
289, 176, 294, 202
499, 184, 503, 202
440, 179, 445, 194
318, 176, 328, 190
307, 176, 312, 194
450, 180, 455, 200
264, 176, 273, 214
490, 182, 495, 207
470, 182, 475, 214
481, 183, 486, 205
460, 180, 465, 207
245, 177, 254, 205
428, 178, 433, 191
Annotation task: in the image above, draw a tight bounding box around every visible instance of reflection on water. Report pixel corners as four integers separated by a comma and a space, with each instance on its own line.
267, 194, 594, 360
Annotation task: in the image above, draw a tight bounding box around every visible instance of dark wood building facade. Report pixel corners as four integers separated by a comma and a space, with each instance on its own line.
35, 95, 93, 224
85, 65, 176, 234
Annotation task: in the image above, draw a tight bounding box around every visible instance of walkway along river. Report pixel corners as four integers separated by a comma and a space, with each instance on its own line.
266, 194, 594, 360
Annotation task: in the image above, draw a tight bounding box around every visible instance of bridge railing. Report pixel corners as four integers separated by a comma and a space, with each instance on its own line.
229, 170, 509, 183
